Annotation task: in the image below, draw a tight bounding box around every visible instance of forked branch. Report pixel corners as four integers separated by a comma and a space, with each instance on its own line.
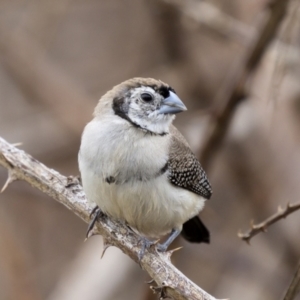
238, 202, 300, 243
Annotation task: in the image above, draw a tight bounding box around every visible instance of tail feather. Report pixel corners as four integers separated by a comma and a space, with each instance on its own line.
181, 216, 210, 243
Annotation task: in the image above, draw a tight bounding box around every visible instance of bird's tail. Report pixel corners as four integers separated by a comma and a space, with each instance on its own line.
181, 216, 210, 243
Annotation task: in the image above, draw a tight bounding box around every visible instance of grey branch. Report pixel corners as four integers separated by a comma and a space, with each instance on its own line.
199, 0, 291, 170
283, 262, 300, 300
0, 137, 221, 300
238, 202, 300, 243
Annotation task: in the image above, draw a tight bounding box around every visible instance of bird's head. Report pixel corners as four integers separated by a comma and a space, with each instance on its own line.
94, 78, 187, 136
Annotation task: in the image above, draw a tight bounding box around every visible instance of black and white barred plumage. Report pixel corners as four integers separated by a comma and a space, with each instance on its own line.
168, 126, 212, 199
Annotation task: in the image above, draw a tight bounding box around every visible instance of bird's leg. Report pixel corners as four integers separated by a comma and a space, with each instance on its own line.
138, 229, 181, 260
125, 225, 157, 261
156, 229, 181, 252
86, 206, 104, 238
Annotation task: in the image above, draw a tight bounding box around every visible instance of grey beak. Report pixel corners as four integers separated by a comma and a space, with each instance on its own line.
158, 91, 187, 115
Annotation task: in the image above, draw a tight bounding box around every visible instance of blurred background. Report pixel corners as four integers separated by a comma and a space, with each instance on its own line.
1, 0, 300, 299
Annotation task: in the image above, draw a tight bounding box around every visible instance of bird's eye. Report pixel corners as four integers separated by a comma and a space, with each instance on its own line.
140, 93, 153, 102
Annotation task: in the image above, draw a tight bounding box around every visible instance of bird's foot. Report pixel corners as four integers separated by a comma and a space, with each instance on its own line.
138, 229, 181, 260
156, 243, 168, 253
150, 285, 168, 299
86, 206, 104, 239
138, 237, 158, 261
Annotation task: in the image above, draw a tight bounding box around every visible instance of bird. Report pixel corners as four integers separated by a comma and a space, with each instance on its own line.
78, 78, 212, 259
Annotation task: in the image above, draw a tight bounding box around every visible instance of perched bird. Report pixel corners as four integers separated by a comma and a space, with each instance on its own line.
78, 78, 212, 257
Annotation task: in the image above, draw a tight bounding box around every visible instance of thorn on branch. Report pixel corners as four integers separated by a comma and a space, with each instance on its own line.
146, 279, 155, 285
277, 205, 284, 213
1, 169, 17, 193
101, 241, 112, 259
239, 234, 251, 245
11, 142, 22, 147
84, 228, 98, 242
164, 246, 183, 261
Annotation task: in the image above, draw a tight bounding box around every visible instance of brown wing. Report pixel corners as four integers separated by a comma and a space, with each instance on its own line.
168, 125, 212, 199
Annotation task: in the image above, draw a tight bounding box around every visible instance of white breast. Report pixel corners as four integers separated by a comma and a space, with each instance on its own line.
79, 116, 205, 237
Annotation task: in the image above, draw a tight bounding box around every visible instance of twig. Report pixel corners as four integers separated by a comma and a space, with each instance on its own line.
238, 202, 300, 243
199, 0, 291, 169
283, 262, 300, 300
0, 137, 221, 300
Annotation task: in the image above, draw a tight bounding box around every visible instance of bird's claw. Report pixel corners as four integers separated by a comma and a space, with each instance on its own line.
89, 205, 100, 218
86, 206, 104, 239
156, 243, 168, 252
138, 237, 159, 261
150, 285, 168, 299
138, 237, 172, 261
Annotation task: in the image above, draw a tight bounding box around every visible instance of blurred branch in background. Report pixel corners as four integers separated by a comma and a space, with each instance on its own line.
0, 137, 219, 300
283, 262, 300, 300
198, 0, 291, 170
238, 202, 300, 243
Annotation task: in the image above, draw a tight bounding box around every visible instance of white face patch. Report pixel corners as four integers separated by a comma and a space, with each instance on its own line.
130, 86, 156, 100
126, 86, 175, 135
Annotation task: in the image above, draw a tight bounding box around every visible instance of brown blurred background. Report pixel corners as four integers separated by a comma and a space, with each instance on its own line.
1, 0, 300, 299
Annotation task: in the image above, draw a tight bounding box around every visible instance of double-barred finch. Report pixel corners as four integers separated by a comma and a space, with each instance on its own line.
78, 78, 212, 258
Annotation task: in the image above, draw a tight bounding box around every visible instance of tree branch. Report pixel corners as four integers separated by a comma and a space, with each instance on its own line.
0, 137, 221, 300
238, 202, 300, 243
283, 262, 300, 300
199, 0, 291, 169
